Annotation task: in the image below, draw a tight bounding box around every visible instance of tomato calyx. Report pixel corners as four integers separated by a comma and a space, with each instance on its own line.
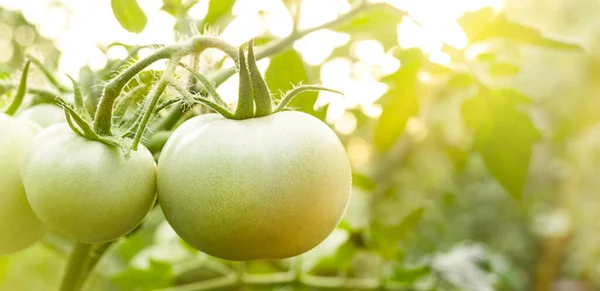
232, 40, 343, 120
56, 97, 131, 154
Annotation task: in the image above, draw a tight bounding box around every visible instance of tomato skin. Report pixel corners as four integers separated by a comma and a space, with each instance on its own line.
18, 104, 65, 128
0, 113, 46, 255
157, 111, 351, 261
21, 124, 157, 243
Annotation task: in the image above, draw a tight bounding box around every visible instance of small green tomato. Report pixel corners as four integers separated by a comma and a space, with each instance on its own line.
21, 123, 157, 243
0, 113, 46, 255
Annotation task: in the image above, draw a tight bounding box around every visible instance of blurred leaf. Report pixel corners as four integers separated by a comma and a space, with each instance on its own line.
266, 49, 323, 117
448, 73, 475, 88
352, 172, 377, 191
201, 0, 236, 30
161, 0, 182, 16
334, 3, 405, 49
112, 260, 173, 291
392, 264, 431, 283
445, 145, 468, 171
111, 0, 148, 34
368, 207, 425, 260
462, 88, 541, 199
0, 70, 9, 80
374, 48, 424, 152
457, 7, 583, 51
489, 63, 520, 76
311, 240, 357, 275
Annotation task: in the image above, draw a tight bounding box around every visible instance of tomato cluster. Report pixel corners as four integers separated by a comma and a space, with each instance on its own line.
1, 40, 351, 261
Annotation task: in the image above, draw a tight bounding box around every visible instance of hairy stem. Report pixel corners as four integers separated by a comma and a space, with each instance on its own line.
93, 36, 238, 136
178, 62, 227, 108
168, 80, 235, 119
131, 55, 182, 151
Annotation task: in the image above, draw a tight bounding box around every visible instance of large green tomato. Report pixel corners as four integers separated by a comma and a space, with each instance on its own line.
157, 111, 351, 261
21, 124, 157, 243
18, 104, 65, 128
0, 113, 46, 255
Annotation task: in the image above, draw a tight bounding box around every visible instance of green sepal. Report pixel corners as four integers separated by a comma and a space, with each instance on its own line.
247, 40, 272, 117
234, 45, 254, 119
273, 84, 343, 113
57, 97, 132, 157
66, 74, 91, 121
4, 61, 31, 116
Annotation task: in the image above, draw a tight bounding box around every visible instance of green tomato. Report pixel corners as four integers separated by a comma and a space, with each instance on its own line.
157, 111, 351, 261
18, 104, 65, 128
0, 113, 46, 255
21, 124, 157, 243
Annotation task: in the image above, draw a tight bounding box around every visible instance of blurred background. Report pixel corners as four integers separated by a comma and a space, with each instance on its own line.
0, 0, 599, 290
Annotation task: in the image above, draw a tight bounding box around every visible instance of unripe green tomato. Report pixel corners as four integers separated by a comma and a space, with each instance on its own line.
18, 104, 65, 128
21, 124, 157, 243
157, 111, 351, 261
0, 113, 46, 255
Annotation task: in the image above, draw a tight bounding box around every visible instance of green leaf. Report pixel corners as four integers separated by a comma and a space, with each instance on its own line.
265, 49, 321, 116
201, 0, 236, 30
161, 0, 182, 16
489, 63, 520, 76
374, 48, 424, 152
457, 7, 583, 51
368, 207, 425, 260
112, 260, 173, 291
334, 3, 404, 49
352, 172, 377, 191
111, 0, 148, 33
462, 88, 541, 199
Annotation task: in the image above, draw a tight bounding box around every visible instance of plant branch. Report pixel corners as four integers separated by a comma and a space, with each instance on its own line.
167, 79, 235, 119
59, 243, 92, 291
178, 62, 227, 108
131, 55, 182, 151
207, 2, 388, 87
93, 36, 239, 136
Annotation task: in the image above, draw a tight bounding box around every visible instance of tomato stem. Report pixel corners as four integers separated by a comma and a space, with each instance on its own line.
247, 40, 272, 117
131, 55, 182, 152
167, 79, 236, 119
234, 46, 255, 119
4, 61, 31, 116
59, 242, 92, 291
93, 36, 239, 136
178, 62, 227, 108
112, 84, 148, 123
